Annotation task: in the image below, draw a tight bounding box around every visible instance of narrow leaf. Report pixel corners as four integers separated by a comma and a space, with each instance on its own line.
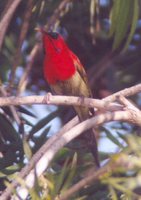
29, 109, 59, 136
17, 106, 36, 118
32, 126, 51, 152
123, 0, 139, 51
53, 158, 70, 195
113, 0, 131, 50
23, 139, 32, 160
109, 0, 121, 36
103, 127, 124, 148
61, 153, 77, 191
109, 185, 118, 200
0, 113, 20, 142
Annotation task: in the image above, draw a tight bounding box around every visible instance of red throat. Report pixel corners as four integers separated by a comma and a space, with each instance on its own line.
43, 34, 76, 85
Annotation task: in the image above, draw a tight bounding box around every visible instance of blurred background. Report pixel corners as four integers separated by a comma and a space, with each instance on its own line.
0, 0, 141, 199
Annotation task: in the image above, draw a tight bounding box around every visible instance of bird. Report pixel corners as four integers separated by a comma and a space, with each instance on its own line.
41, 29, 99, 167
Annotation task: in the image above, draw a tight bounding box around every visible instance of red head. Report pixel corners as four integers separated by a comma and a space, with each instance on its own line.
42, 31, 66, 55
41, 30, 76, 84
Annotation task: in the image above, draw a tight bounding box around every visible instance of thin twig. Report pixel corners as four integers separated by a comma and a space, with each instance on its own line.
17, 44, 40, 95
0, 85, 21, 125
0, 0, 22, 50
103, 84, 141, 102
59, 164, 110, 200
9, 0, 33, 89
0, 0, 14, 19
46, 0, 73, 29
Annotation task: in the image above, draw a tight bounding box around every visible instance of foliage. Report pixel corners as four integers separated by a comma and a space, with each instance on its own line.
0, 0, 141, 199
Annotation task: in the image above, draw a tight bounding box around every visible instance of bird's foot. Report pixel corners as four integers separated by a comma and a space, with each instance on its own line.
44, 92, 52, 104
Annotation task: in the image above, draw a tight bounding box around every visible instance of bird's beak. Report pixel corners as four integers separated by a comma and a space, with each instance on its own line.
34, 27, 42, 32
34, 27, 47, 34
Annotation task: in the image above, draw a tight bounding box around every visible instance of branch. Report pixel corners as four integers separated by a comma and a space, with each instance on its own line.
1, 102, 141, 199
17, 44, 40, 95
46, 0, 73, 29
103, 84, 141, 102
0, 85, 21, 125
9, 0, 33, 89
0, 0, 22, 50
60, 164, 110, 200
0, 94, 122, 111
45, 93, 123, 111
1, 83, 141, 199
59, 153, 141, 200
0, 83, 141, 111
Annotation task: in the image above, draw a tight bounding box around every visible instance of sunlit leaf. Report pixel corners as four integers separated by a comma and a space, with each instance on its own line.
23, 139, 32, 160
61, 153, 77, 191
54, 158, 70, 195
5, 35, 15, 53
109, 185, 118, 200
29, 170, 41, 200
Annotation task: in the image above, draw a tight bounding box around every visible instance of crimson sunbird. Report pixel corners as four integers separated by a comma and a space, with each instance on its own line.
41, 30, 99, 167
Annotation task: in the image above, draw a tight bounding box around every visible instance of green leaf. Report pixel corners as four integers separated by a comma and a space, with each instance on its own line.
116, 131, 127, 143
54, 158, 70, 195
0, 113, 20, 142
32, 126, 51, 153
17, 106, 36, 118
102, 127, 124, 148
0, 164, 21, 178
21, 116, 34, 127
112, 0, 132, 50
109, 0, 138, 50
61, 153, 77, 191
2, 106, 36, 119
23, 139, 32, 160
29, 109, 59, 137
53, 147, 70, 162
29, 170, 41, 200
90, 0, 96, 34
123, 0, 139, 51
5, 35, 15, 53
0, 148, 20, 170
109, 0, 121, 37
109, 185, 118, 200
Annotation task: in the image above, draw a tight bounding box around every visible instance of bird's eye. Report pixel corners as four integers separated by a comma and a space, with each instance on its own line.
47, 32, 59, 39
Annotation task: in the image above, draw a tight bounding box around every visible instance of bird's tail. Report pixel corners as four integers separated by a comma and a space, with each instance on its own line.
74, 106, 100, 167
83, 129, 100, 168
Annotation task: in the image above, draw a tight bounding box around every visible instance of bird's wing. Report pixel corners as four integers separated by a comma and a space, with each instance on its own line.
69, 50, 92, 98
